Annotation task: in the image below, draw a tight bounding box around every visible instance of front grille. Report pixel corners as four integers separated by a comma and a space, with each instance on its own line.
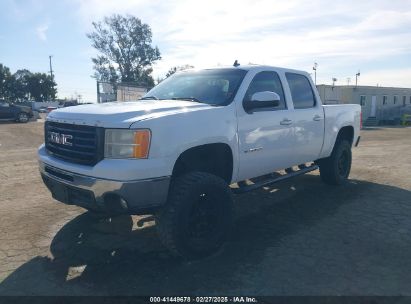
45, 121, 104, 166
44, 166, 74, 182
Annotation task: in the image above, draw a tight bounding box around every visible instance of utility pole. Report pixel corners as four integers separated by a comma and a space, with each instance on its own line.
49, 55, 55, 101
313, 62, 318, 85
49, 55, 54, 80
355, 71, 360, 87
96, 81, 100, 103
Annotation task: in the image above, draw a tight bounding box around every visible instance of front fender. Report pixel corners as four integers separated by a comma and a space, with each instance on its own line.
130, 104, 240, 181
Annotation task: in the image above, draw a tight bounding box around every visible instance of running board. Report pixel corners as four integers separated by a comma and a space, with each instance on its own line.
232, 165, 319, 194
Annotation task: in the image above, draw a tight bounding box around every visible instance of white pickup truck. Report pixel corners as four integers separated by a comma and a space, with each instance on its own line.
38, 65, 361, 259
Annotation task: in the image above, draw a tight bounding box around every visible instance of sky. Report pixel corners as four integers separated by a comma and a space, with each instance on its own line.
1, 0, 411, 102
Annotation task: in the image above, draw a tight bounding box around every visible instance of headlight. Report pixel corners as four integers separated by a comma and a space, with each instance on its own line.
104, 129, 151, 159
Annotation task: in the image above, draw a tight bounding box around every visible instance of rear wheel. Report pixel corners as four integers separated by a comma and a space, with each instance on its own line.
318, 140, 352, 185
18, 112, 29, 123
155, 172, 233, 259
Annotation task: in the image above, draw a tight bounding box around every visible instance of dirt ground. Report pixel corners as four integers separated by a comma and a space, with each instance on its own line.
0, 120, 410, 296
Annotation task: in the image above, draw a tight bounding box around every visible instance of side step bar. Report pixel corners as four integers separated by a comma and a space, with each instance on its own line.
232, 164, 319, 194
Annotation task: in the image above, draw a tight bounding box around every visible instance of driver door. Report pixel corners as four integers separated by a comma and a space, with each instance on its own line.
236, 71, 296, 181
0, 102, 12, 119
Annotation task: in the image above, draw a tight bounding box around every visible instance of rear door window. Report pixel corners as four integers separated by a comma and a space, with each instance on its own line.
286, 73, 316, 109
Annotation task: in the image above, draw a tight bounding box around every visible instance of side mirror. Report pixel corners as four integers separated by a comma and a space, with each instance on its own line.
243, 91, 281, 113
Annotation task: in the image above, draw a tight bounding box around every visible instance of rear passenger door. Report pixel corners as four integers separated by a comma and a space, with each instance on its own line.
284, 73, 324, 164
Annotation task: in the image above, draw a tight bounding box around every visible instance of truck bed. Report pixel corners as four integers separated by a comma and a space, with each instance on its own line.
320, 104, 361, 158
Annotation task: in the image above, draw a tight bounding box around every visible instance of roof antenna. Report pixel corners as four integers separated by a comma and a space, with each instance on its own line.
233, 60, 240, 67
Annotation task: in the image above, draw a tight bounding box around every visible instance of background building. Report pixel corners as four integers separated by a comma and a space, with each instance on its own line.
317, 85, 411, 125
116, 84, 147, 102
97, 81, 149, 103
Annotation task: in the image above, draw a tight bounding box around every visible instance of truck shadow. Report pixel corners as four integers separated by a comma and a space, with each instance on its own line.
1, 175, 411, 295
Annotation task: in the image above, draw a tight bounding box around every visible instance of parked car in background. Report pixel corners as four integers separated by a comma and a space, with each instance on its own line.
0, 100, 33, 123
47, 106, 58, 113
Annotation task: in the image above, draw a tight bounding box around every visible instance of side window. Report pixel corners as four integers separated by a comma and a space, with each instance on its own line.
243, 71, 286, 110
286, 73, 316, 109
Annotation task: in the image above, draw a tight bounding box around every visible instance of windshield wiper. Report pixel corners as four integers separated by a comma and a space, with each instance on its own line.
171, 97, 201, 103
140, 96, 159, 100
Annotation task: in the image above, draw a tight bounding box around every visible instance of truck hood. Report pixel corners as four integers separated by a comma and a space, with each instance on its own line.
47, 100, 216, 128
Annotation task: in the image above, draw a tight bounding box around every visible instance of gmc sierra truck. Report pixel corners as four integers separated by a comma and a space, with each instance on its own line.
38, 65, 361, 259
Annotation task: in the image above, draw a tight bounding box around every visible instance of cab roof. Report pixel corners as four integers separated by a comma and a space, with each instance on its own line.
187, 64, 310, 76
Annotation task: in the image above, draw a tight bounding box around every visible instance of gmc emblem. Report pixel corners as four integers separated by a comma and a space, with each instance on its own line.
49, 132, 73, 146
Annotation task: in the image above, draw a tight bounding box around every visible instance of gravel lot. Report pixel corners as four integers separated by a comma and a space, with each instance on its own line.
0, 120, 410, 296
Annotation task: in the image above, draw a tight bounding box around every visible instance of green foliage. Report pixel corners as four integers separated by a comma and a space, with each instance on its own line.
0, 64, 12, 98
91, 56, 119, 83
87, 14, 161, 86
165, 67, 178, 78
0, 64, 57, 102
26, 72, 57, 101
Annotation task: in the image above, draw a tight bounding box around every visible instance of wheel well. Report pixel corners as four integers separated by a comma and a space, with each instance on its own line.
336, 126, 354, 145
172, 143, 233, 183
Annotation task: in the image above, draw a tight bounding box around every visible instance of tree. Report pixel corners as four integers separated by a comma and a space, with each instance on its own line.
25, 73, 57, 101
0, 64, 12, 99
87, 14, 161, 85
91, 56, 119, 83
9, 69, 32, 100
165, 64, 194, 78
0, 64, 57, 102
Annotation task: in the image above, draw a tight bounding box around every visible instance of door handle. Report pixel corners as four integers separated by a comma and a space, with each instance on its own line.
313, 115, 322, 121
280, 119, 293, 125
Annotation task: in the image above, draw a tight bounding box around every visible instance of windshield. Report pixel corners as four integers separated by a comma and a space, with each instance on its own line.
143, 69, 247, 106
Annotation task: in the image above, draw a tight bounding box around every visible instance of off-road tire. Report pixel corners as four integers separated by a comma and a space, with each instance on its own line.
86, 210, 110, 220
155, 172, 234, 259
318, 140, 352, 185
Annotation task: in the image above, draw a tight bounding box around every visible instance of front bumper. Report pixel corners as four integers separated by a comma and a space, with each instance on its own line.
39, 162, 170, 214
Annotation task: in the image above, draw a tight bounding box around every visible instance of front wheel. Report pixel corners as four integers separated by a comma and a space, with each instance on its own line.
318, 140, 352, 185
18, 112, 29, 123
155, 172, 234, 259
